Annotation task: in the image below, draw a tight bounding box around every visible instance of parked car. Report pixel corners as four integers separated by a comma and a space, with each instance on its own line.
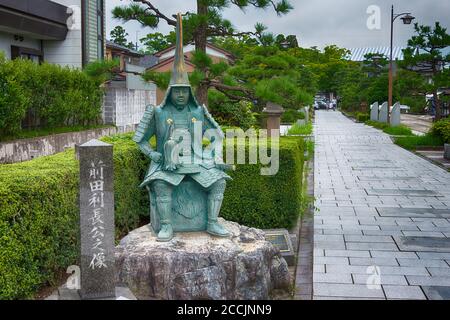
314, 100, 328, 110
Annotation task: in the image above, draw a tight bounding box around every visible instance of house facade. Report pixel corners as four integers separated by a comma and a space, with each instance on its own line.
0, 0, 105, 68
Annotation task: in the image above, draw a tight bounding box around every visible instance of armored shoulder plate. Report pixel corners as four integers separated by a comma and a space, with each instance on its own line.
202, 104, 221, 130
133, 104, 155, 143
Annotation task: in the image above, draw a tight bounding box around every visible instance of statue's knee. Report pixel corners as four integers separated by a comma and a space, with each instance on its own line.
152, 180, 173, 198
209, 179, 226, 195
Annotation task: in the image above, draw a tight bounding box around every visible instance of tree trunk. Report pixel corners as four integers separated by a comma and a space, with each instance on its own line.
433, 90, 442, 121
195, 0, 209, 106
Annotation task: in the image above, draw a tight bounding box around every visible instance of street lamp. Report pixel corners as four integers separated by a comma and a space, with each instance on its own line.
388, 5, 415, 124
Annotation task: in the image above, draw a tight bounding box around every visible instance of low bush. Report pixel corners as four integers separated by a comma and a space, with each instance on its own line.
287, 122, 313, 135
430, 118, 450, 144
281, 109, 305, 124
0, 134, 306, 299
356, 113, 370, 123
365, 120, 413, 136
394, 134, 444, 150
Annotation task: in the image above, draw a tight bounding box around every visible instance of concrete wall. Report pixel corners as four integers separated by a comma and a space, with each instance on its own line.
0, 127, 117, 164
44, 0, 82, 68
102, 81, 157, 132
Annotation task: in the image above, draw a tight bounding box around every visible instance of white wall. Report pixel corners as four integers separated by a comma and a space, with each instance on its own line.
0, 32, 42, 59
159, 44, 228, 60
44, 0, 82, 68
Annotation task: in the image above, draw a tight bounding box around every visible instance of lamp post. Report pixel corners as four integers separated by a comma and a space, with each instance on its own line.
388, 5, 415, 124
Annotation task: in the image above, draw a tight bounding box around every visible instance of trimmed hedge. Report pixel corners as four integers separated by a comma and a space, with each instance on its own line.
356, 113, 370, 123
0, 134, 305, 299
222, 136, 305, 229
0, 134, 147, 299
0, 56, 103, 136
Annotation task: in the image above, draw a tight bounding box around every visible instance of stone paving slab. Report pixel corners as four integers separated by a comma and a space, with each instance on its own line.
312, 111, 450, 300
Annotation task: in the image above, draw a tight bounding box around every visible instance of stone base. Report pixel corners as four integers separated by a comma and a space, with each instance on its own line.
45, 285, 137, 300
444, 144, 450, 160
115, 219, 291, 300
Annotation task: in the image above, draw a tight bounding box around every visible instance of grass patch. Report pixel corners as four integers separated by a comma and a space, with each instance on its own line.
287, 122, 312, 135
0, 125, 114, 143
365, 120, 413, 136
394, 134, 444, 150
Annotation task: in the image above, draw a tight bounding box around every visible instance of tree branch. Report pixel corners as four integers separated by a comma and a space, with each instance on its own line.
132, 0, 176, 26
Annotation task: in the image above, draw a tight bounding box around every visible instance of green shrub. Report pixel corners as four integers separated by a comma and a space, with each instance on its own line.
0, 137, 147, 299
287, 122, 313, 135
356, 113, 370, 123
208, 90, 257, 130
221, 136, 305, 229
383, 125, 413, 136
430, 118, 450, 144
0, 58, 103, 136
281, 109, 305, 124
0, 134, 306, 299
394, 134, 444, 150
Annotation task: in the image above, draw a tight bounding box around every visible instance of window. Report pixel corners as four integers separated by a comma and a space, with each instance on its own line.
11, 46, 43, 63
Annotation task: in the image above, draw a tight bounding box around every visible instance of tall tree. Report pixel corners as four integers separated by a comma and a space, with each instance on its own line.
110, 26, 135, 49
402, 22, 450, 120
112, 0, 292, 105
140, 32, 175, 55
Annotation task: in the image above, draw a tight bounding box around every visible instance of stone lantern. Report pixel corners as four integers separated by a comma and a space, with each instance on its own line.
263, 102, 284, 137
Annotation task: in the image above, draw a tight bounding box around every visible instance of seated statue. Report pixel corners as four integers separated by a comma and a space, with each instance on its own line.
133, 13, 231, 242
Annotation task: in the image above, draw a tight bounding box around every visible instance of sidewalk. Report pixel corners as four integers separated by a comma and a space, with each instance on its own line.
312, 111, 450, 300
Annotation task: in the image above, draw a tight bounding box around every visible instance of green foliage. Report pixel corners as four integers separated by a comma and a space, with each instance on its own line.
0, 59, 103, 136
208, 90, 257, 130
0, 67, 29, 136
83, 59, 120, 84
287, 122, 313, 135
255, 77, 313, 109
140, 32, 175, 55
0, 136, 147, 299
394, 134, 444, 150
221, 136, 305, 229
430, 118, 450, 143
0, 133, 306, 298
281, 109, 305, 123
365, 121, 413, 136
110, 26, 134, 49
402, 22, 450, 119
356, 113, 370, 123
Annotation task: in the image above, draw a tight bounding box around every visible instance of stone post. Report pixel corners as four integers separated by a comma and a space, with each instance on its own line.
390, 102, 401, 127
263, 102, 284, 137
370, 102, 379, 121
379, 102, 388, 123
78, 139, 116, 299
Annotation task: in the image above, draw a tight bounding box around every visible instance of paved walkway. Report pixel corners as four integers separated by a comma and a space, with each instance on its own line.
313, 111, 450, 300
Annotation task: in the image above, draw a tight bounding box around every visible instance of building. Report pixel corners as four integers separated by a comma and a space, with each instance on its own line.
0, 0, 105, 68
149, 42, 235, 104
103, 40, 157, 132
346, 47, 405, 62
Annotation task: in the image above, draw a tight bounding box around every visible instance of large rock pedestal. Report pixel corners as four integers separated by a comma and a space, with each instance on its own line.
115, 219, 291, 300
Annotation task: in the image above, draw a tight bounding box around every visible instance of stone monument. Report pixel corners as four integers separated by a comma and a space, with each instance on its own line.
370, 102, 379, 121
78, 139, 116, 299
390, 102, 401, 127
115, 13, 291, 300
379, 102, 388, 123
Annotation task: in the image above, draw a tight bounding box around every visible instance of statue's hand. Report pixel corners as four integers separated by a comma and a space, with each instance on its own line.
150, 151, 163, 163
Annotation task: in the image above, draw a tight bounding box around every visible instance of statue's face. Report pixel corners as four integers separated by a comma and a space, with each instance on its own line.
170, 87, 190, 109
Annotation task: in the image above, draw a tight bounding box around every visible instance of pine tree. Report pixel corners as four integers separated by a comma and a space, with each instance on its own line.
112, 0, 292, 105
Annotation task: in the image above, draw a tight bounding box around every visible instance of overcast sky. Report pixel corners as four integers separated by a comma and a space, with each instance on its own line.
106, 0, 450, 50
